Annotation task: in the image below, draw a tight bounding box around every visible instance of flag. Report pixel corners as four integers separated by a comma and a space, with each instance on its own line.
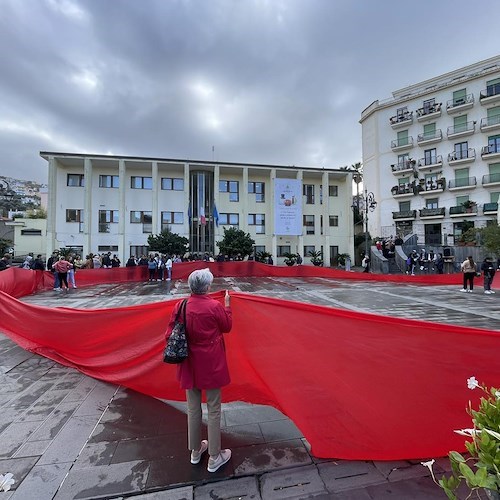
187, 202, 192, 225
198, 174, 206, 225
213, 203, 219, 227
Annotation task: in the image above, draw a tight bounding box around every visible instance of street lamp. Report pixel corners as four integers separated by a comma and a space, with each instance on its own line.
363, 190, 377, 257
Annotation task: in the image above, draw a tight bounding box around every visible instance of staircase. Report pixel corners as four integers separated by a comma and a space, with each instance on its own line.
388, 256, 403, 274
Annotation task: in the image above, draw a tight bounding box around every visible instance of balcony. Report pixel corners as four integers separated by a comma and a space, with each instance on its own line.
448, 148, 476, 166
480, 83, 500, 105
418, 155, 443, 171
480, 114, 500, 132
391, 159, 416, 175
391, 136, 414, 152
481, 144, 500, 161
448, 176, 477, 192
419, 207, 445, 219
420, 178, 446, 194
482, 172, 500, 187
483, 202, 498, 215
446, 94, 474, 114
416, 102, 442, 122
449, 204, 478, 217
391, 183, 416, 198
446, 121, 475, 140
417, 129, 442, 146
392, 210, 417, 220
390, 111, 413, 129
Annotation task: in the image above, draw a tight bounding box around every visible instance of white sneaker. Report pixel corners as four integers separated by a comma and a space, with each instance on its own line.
190, 440, 208, 464
460, 289, 467, 292
468, 290, 473, 293
207, 449, 231, 472
490, 290, 496, 294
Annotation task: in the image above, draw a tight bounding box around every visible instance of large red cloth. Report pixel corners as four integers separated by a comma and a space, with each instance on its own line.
0, 265, 499, 460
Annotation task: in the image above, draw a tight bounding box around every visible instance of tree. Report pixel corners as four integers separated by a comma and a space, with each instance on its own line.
216, 227, 255, 258
0, 238, 13, 255
478, 224, 500, 255
148, 227, 189, 255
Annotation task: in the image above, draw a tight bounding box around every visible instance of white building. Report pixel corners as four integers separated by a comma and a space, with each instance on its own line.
360, 55, 500, 247
40, 152, 354, 266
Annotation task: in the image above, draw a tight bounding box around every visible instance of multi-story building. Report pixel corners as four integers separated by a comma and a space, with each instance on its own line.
360, 55, 500, 247
40, 152, 354, 265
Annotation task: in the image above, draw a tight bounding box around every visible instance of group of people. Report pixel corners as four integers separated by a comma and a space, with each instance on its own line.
460, 256, 497, 294
405, 249, 445, 275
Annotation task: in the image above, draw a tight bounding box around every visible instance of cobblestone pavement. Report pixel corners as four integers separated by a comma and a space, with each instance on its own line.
1, 276, 497, 499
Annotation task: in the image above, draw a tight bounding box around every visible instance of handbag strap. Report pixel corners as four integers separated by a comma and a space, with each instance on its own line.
175, 299, 188, 324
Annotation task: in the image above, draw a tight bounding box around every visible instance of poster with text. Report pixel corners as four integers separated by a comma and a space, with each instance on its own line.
274, 178, 302, 235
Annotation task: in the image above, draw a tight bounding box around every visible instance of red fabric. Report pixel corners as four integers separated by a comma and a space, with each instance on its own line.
1, 265, 499, 460
171, 295, 232, 390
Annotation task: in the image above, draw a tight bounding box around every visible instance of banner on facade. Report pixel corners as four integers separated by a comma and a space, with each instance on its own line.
274, 178, 302, 235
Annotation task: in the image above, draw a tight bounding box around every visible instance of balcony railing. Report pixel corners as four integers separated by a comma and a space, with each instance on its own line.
421, 179, 446, 192
391, 159, 415, 172
480, 115, 500, 130
481, 144, 500, 156
392, 210, 417, 220
389, 111, 413, 127
483, 202, 499, 213
419, 207, 445, 217
448, 148, 476, 162
418, 155, 442, 168
446, 93, 474, 111
448, 176, 477, 189
391, 184, 414, 196
417, 129, 442, 143
480, 83, 500, 100
391, 136, 414, 150
482, 173, 500, 185
446, 121, 475, 137
416, 102, 442, 118
449, 205, 478, 215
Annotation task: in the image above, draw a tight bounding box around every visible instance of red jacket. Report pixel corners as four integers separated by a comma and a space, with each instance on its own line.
54, 260, 72, 273
166, 294, 232, 390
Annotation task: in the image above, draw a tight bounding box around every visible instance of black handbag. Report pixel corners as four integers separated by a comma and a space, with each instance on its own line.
163, 299, 188, 364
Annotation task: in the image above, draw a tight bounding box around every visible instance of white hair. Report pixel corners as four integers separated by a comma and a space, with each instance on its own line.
188, 268, 213, 294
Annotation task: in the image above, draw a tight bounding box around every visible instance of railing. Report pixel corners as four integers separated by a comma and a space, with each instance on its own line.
446, 93, 474, 109
480, 115, 500, 128
483, 202, 499, 212
419, 207, 445, 217
416, 102, 442, 117
391, 137, 414, 149
422, 180, 446, 192
448, 176, 477, 189
391, 160, 415, 171
482, 144, 500, 155
480, 83, 500, 99
391, 184, 413, 195
448, 148, 476, 162
417, 129, 442, 142
482, 173, 500, 184
449, 205, 477, 215
392, 210, 417, 220
389, 111, 413, 125
446, 121, 475, 136
418, 155, 442, 167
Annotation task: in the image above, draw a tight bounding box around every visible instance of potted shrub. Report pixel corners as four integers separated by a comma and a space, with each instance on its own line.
308, 250, 323, 266
283, 252, 297, 266
423, 377, 500, 499
335, 253, 350, 268
462, 200, 477, 213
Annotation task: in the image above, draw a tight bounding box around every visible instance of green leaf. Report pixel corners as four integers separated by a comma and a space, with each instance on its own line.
449, 451, 466, 463
475, 466, 488, 487
458, 462, 477, 486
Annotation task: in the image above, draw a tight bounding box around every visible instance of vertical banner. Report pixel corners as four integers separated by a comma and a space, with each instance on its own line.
274, 178, 302, 235
198, 173, 206, 225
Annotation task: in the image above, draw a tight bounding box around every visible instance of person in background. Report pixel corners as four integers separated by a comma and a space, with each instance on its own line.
111, 254, 121, 267
32, 254, 45, 271
21, 255, 33, 269
67, 256, 77, 289
101, 252, 112, 268
147, 255, 157, 281
481, 257, 496, 295
54, 255, 73, 292
166, 255, 173, 281
362, 254, 370, 273
93, 254, 102, 269
47, 252, 60, 289
435, 253, 444, 274
0, 253, 11, 271
126, 255, 137, 267
460, 255, 477, 293
165, 268, 232, 473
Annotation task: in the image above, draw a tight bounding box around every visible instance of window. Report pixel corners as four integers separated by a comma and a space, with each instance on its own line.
248, 182, 265, 202
454, 168, 470, 188
21, 229, 42, 236
248, 214, 265, 234
453, 115, 468, 133
398, 176, 410, 187
397, 130, 409, 147
488, 134, 500, 154
98, 210, 119, 232
319, 185, 323, 205
491, 191, 500, 203
254, 245, 266, 256
220, 180, 239, 201
424, 148, 437, 165
396, 107, 408, 119
277, 246, 291, 257
161, 211, 183, 228
130, 245, 149, 258
456, 195, 469, 206
303, 184, 315, 204
423, 122, 436, 139
304, 245, 315, 257
426, 198, 438, 209
99, 175, 119, 188
329, 215, 338, 227
486, 78, 500, 97
452, 88, 466, 105
130, 211, 152, 232
330, 246, 339, 266
98, 245, 118, 252
131, 176, 152, 189
399, 201, 411, 211
329, 185, 338, 197
397, 153, 409, 166
161, 178, 184, 190
454, 141, 469, 160
219, 213, 239, 226
67, 174, 84, 187
423, 98, 435, 114
303, 214, 315, 234
66, 209, 83, 222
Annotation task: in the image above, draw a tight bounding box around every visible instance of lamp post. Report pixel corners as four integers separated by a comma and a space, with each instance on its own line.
363, 190, 377, 258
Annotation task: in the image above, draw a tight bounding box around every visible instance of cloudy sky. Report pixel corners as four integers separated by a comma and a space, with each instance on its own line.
2, 0, 500, 184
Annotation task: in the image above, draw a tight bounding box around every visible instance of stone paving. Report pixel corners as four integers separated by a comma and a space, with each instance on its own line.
1, 275, 498, 499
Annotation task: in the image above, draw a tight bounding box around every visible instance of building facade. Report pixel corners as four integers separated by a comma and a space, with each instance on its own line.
40, 152, 354, 266
360, 55, 500, 247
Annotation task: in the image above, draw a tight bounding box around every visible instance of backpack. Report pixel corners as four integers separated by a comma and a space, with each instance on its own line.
406, 257, 412, 265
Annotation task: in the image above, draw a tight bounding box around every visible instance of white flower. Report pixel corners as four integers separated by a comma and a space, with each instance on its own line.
421, 459, 435, 469
467, 376, 480, 390
0, 473, 15, 492
454, 428, 479, 437
495, 391, 500, 399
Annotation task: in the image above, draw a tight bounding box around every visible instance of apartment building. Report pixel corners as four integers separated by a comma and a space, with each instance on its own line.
360, 55, 500, 247
40, 152, 354, 265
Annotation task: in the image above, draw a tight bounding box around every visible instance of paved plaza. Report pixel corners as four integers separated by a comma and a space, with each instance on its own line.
1, 275, 498, 499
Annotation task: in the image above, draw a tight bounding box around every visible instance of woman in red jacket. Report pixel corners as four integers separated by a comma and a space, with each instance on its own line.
166, 268, 232, 473
53, 256, 73, 291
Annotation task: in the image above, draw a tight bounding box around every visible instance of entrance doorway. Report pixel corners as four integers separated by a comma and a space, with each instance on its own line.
425, 223, 442, 245
189, 171, 215, 255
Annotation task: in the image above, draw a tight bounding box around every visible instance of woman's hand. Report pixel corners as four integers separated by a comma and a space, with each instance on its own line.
225, 290, 230, 307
